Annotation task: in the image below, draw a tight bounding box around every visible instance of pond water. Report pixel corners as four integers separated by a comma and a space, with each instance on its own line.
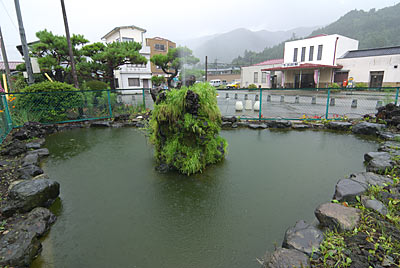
32, 128, 377, 268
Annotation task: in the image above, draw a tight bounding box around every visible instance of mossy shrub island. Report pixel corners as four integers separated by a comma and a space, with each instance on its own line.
149, 83, 228, 175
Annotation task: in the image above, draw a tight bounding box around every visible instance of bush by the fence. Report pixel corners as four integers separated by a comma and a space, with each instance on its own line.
248, 84, 257, 89
15, 81, 84, 123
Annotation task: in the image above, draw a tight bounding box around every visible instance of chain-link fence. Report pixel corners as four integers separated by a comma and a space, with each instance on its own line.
0, 87, 399, 143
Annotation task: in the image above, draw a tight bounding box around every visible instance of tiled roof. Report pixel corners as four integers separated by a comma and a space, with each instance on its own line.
0, 61, 24, 70
341, 46, 400, 59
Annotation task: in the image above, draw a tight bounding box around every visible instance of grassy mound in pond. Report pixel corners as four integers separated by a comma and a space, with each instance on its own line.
148, 83, 228, 175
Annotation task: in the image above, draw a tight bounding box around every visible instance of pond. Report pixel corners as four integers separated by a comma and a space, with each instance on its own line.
32, 128, 377, 268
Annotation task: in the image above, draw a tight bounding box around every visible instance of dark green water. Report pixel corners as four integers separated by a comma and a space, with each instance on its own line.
32, 128, 377, 268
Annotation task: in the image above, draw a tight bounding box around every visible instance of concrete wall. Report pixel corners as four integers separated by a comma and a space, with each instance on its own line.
284, 34, 359, 66
337, 54, 400, 86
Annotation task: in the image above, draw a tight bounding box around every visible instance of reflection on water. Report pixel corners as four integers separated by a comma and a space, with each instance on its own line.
32, 128, 377, 268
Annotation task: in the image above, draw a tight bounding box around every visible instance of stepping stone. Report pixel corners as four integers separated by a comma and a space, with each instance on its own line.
315, 203, 360, 231
282, 220, 324, 255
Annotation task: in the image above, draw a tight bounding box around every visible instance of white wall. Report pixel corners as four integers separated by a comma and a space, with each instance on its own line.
241, 64, 282, 88
284, 34, 359, 66
105, 27, 145, 44
337, 54, 400, 84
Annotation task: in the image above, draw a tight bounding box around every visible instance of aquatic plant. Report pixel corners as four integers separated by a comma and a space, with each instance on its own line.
148, 83, 228, 175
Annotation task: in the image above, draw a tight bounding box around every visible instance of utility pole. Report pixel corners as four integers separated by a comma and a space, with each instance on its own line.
0, 26, 13, 91
205, 56, 208, 82
14, 0, 34, 84
60, 0, 79, 89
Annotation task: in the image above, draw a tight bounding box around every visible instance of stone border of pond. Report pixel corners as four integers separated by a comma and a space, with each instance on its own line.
0, 107, 399, 267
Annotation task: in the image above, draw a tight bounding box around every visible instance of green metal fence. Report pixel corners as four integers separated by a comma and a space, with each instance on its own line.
0, 86, 399, 143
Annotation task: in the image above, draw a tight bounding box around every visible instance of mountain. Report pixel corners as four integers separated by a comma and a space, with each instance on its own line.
179, 26, 318, 63
231, 3, 400, 66
310, 3, 400, 49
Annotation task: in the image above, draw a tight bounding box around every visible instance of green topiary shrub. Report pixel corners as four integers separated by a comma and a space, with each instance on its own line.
248, 84, 257, 89
148, 83, 228, 175
330, 83, 340, 88
15, 81, 83, 123
355, 82, 368, 88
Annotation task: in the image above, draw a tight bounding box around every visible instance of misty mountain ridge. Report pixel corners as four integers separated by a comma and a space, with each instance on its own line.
178, 26, 319, 63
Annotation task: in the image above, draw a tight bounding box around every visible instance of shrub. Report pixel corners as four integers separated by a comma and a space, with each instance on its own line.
148, 82, 228, 175
84, 80, 108, 91
355, 82, 368, 88
330, 83, 340, 88
248, 84, 257, 89
15, 81, 83, 123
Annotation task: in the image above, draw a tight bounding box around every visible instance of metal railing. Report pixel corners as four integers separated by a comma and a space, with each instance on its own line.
0, 86, 399, 143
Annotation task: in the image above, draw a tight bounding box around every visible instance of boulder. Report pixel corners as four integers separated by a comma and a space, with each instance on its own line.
266, 120, 292, 128
111, 122, 124, 128
14, 207, 56, 237
21, 153, 39, 167
327, 121, 352, 131
265, 248, 310, 268
292, 124, 311, 130
26, 139, 45, 150
282, 220, 324, 255
351, 122, 386, 136
1, 179, 60, 217
378, 141, 400, 153
333, 179, 367, 202
18, 164, 44, 180
364, 152, 395, 174
0, 229, 41, 267
113, 114, 130, 121
315, 203, 360, 231
90, 121, 111, 127
221, 116, 237, 123
27, 148, 50, 158
221, 122, 233, 128
361, 198, 388, 216
378, 132, 400, 141
1, 139, 27, 156
364, 151, 391, 162
248, 124, 267, 129
348, 172, 392, 187
0, 160, 10, 167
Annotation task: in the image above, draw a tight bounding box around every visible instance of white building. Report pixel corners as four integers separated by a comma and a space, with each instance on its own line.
337, 46, 400, 87
102, 25, 152, 93
263, 34, 359, 88
241, 59, 283, 88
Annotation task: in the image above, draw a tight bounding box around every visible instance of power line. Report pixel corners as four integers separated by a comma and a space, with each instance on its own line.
0, 0, 18, 31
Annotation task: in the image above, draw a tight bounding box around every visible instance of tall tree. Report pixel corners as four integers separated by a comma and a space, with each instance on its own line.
151, 47, 199, 88
81, 41, 147, 89
30, 29, 88, 82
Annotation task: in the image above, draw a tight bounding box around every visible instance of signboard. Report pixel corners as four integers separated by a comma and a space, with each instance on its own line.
282, 62, 300, 68
31, 57, 41, 74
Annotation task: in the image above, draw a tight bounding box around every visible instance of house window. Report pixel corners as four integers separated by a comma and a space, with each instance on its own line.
155, 44, 165, 51
317, 45, 323, 61
122, 37, 134, 42
261, 72, 267, 83
128, 78, 140, 87
293, 48, 298, 62
301, 47, 306, 62
309, 46, 314, 61
254, 72, 258, 83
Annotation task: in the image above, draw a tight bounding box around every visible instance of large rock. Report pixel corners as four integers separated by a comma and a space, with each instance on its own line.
333, 178, 367, 202
26, 139, 46, 150
0, 207, 56, 267
348, 172, 392, 187
266, 120, 292, 128
364, 152, 395, 174
21, 153, 39, 167
0, 229, 41, 267
90, 121, 111, 127
113, 114, 130, 121
351, 122, 386, 136
248, 123, 267, 129
1, 179, 60, 217
282, 220, 324, 255
27, 148, 50, 158
0, 139, 27, 156
292, 124, 311, 130
327, 121, 352, 131
18, 164, 44, 180
361, 198, 388, 216
378, 141, 400, 154
315, 203, 360, 231
364, 151, 391, 162
265, 248, 310, 268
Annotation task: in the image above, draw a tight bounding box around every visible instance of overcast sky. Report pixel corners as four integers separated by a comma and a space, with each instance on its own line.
1, 0, 399, 61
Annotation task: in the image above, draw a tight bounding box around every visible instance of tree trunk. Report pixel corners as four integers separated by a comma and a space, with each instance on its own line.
108, 67, 115, 90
